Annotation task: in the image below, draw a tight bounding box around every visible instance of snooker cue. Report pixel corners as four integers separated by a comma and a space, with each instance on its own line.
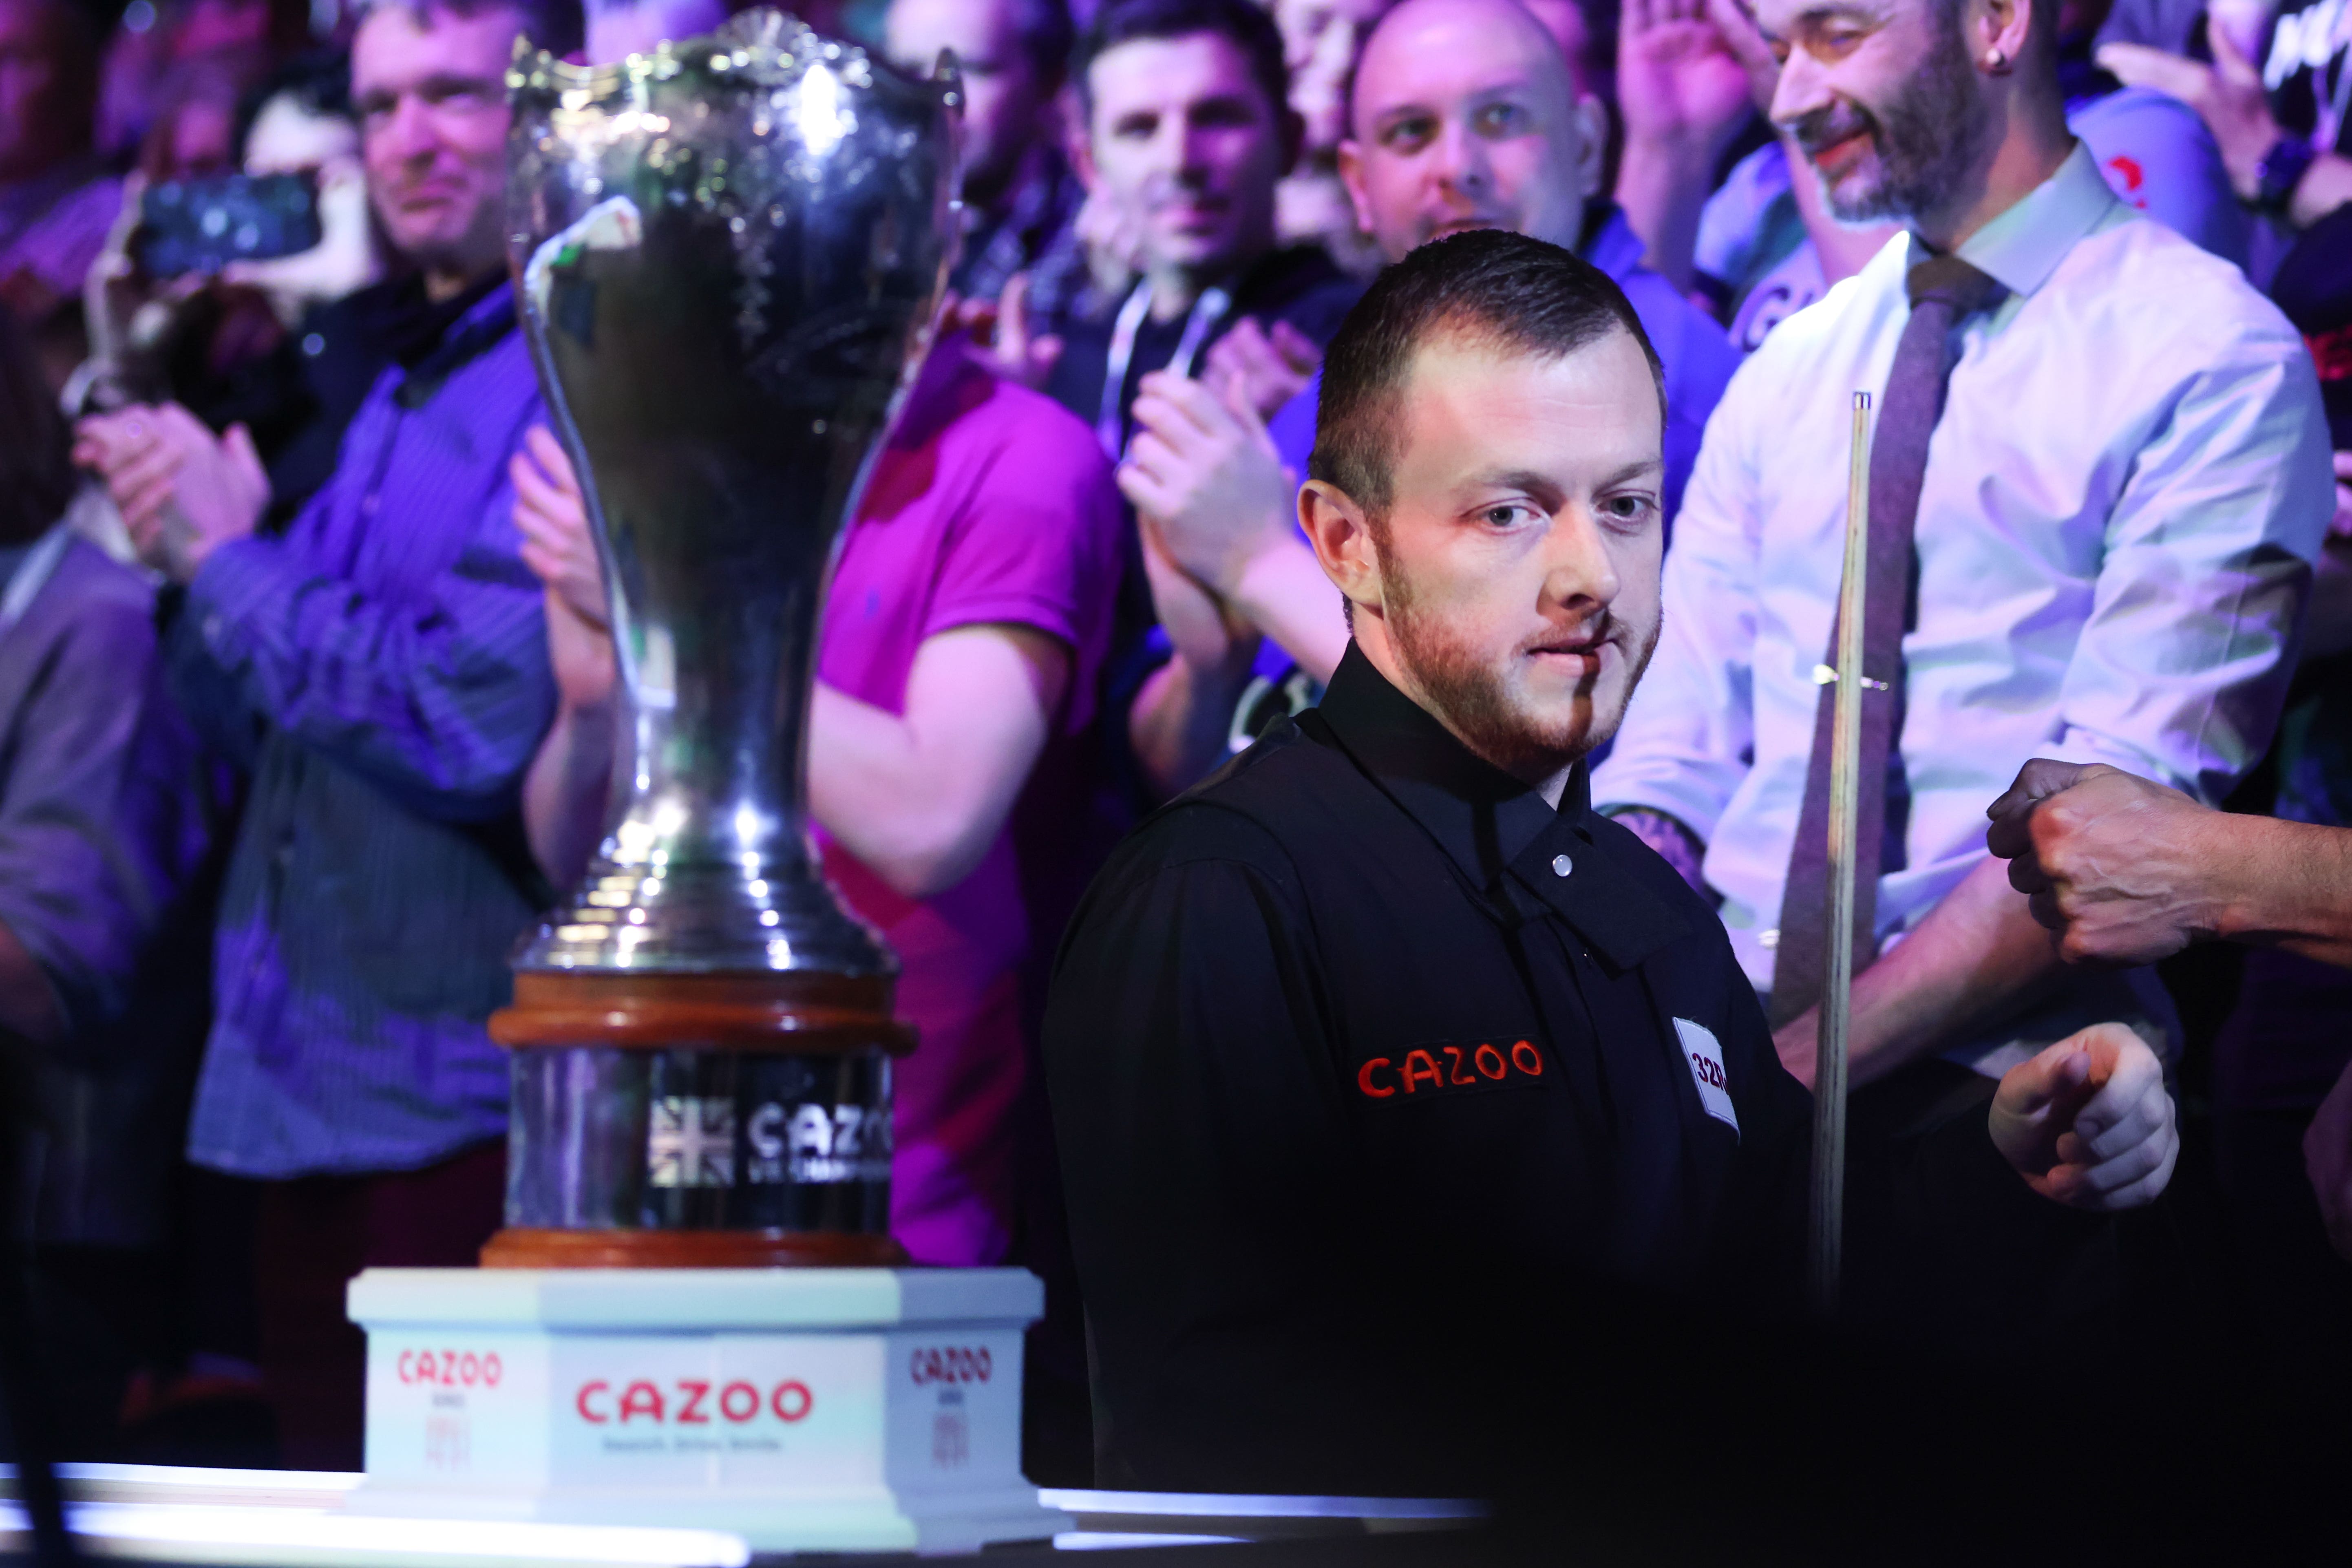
1808, 391, 1874, 1315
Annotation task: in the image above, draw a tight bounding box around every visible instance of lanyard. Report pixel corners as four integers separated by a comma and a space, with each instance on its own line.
1094, 279, 1235, 459
0, 524, 71, 640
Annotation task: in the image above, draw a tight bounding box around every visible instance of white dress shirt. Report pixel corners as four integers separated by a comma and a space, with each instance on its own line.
1595, 143, 2334, 1069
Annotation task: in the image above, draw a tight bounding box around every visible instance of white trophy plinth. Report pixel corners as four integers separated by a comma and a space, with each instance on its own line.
341, 1266, 1065, 1554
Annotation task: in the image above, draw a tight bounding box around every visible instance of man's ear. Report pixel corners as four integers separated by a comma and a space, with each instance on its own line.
1063, 85, 1098, 188
1299, 479, 1383, 624
1972, 0, 2035, 73
1336, 139, 1376, 234
1569, 91, 1608, 203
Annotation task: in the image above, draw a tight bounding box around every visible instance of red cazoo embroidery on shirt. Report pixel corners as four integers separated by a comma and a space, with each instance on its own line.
1356, 1039, 1546, 1100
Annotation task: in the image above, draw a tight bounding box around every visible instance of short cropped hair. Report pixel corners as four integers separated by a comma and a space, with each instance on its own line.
1005, 0, 1076, 83
1071, 0, 1287, 122
1310, 229, 1664, 522
354, 0, 585, 60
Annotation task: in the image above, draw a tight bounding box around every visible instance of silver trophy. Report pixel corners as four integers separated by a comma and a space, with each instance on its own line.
487, 9, 960, 1267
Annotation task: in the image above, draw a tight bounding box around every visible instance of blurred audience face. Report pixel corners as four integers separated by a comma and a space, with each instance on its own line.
1756, 0, 1990, 223
140, 74, 241, 180
1338, 0, 1605, 261
886, 0, 1057, 205
582, 0, 726, 65
171, 0, 280, 61
1082, 29, 1291, 288
0, 0, 94, 182
353, 0, 524, 291
1275, 0, 1389, 156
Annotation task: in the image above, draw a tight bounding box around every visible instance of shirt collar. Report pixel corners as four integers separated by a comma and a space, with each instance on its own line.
1576, 201, 1647, 284
1313, 643, 1691, 970
1928, 140, 2118, 298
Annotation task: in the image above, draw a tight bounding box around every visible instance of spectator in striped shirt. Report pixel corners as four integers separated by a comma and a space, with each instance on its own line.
72, 0, 583, 1471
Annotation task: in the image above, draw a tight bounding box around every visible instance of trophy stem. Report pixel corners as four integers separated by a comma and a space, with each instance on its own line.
484, 971, 917, 1268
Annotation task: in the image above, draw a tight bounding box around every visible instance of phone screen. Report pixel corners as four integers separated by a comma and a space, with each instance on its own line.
135, 173, 324, 277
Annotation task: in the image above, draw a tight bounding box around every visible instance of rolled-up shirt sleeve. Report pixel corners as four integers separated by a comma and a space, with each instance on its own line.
2046, 331, 2332, 804
180, 475, 555, 824
1594, 373, 1765, 843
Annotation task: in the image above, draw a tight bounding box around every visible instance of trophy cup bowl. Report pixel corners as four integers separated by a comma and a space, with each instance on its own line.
483, 8, 960, 1268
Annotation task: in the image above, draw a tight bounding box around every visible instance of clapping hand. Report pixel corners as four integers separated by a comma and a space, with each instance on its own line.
73, 403, 268, 583
1989, 1023, 2179, 1212
1201, 317, 1323, 422
1617, 0, 1759, 158
1119, 369, 1299, 601
2098, 24, 2281, 201
509, 426, 617, 712
957, 272, 1065, 391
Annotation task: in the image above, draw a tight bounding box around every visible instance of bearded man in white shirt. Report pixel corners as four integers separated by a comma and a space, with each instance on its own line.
1592, 0, 2334, 1264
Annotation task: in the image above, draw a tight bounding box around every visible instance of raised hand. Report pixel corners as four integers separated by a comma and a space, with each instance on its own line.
1073, 184, 1146, 300
74, 402, 268, 583
1201, 316, 1323, 422
1617, 0, 1757, 159
2097, 26, 2281, 200
509, 426, 616, 712
1989, 1023, 2178, 1211
1118, 369, 1298, 599
971, 272, 1064, 391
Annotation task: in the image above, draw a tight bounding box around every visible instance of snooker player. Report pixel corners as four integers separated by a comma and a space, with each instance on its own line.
1042, 230, 2180, 1492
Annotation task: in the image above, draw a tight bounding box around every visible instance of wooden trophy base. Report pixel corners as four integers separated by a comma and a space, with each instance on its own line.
483, 968, 917, 1270
481, 1228, 908, 1269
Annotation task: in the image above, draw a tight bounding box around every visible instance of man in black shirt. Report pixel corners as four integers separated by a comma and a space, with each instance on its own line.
1043, 230, 2180, 1493
1040, 0, 1360, 455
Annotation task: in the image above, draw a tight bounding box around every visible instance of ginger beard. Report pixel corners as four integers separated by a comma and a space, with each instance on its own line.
1373, 519, 1660, 779
1787, 7, 1988, 224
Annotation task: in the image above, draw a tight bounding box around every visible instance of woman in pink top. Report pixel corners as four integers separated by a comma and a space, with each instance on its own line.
514, 339, 1124, 1266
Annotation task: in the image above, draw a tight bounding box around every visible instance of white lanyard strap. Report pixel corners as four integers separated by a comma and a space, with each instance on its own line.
1093, 280, 1236, 460
0, 524, 72, 640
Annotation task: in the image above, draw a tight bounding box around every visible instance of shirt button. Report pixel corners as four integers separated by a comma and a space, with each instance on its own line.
302, 332, 325, 357
1760, 928, 1780, 950
1550, 853, 1573, 878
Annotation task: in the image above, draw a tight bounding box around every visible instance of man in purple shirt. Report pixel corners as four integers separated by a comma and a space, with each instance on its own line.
74, 0, 581, 1469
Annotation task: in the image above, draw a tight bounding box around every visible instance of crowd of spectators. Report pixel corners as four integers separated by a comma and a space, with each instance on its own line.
0, 0, 2345, 1500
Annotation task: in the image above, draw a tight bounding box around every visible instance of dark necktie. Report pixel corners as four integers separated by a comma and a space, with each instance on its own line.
1767, 255, 2006, 1028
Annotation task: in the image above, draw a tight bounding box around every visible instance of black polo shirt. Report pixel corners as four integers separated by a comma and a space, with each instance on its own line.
1045, 643, 2054, 1492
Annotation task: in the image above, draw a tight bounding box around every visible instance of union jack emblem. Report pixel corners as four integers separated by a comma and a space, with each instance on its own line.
648, 1095, 736, 1188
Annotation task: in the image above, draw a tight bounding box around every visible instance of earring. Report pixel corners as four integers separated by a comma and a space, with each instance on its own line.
1983, 46, 2010, 71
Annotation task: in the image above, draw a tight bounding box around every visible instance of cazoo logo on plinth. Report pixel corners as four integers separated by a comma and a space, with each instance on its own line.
573, 1377, 815, 1426
909, 1346, 992, 1387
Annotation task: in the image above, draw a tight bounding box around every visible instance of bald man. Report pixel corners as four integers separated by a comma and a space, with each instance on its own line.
1121, 0, 1739, 795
